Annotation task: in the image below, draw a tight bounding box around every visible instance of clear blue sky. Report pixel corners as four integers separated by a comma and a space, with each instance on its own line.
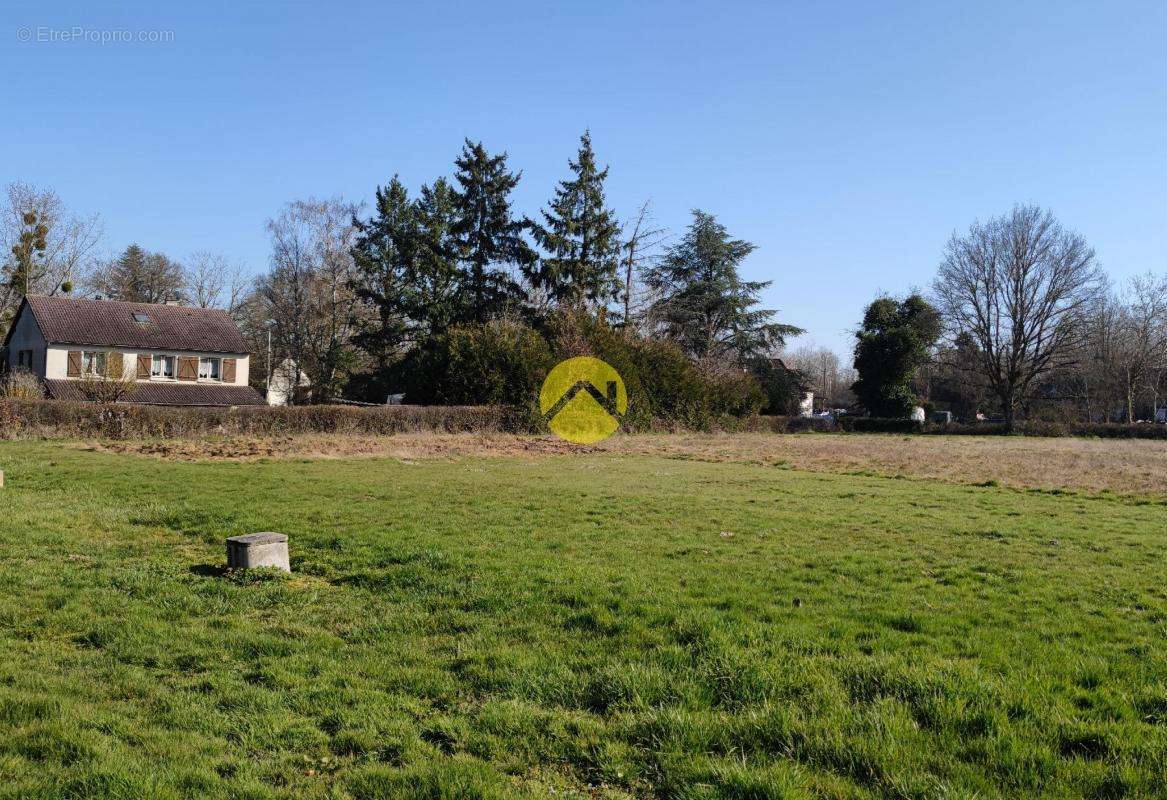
5, 1, 1166, 356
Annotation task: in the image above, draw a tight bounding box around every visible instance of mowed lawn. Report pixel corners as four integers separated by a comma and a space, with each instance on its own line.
1, 441, 1166, 799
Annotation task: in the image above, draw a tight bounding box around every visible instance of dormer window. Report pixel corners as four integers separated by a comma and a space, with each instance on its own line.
132, 312, 151, 324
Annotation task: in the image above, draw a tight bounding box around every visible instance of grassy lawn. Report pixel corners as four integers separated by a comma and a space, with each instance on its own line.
1, 440, 1166, 799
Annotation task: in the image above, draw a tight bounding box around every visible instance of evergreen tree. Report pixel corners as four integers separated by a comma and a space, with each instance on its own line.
410, 178, 464, 334
349, 179, 414, 370
851, 293, 941, 418
87, 244, 185, 303
451, 140, 533, 322
350, 177, 467, 370
644, 210, 802, 364
526, 131, 622, 308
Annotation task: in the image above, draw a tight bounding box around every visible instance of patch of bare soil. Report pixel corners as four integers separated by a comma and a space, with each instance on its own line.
87, 432, 1167, 496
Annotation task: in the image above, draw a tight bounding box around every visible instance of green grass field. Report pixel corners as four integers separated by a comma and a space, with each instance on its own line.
1, 440, 1166, 799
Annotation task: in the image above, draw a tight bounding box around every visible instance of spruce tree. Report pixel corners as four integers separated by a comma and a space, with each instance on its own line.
410, 178, 464, 335
349, 178, 415, 369
451, 140, 533, 322
350, 177, 467, 369
644, 210, 802, 365
88, 244, 185, 303
527, 131, 622, 308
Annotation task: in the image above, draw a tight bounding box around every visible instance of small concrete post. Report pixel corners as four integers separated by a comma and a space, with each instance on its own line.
226, 532, 290, 572
0, 470, 5, 488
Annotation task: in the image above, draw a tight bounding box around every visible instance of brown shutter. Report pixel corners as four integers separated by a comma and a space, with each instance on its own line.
136, 354, 151, 378
107, 352, 124, 379
222, 358, 237, 383
177, 356, 198, 381
67, 351, 82, 377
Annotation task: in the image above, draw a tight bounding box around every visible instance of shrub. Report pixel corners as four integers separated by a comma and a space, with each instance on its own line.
1, 370, 44, 401
400, 317, 554, 408
542, 311, 765, 430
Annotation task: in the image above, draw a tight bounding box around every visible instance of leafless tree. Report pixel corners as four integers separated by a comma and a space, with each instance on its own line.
185, 250, 250, 312
1082, 274, 1167, 422
619, 200, 667, 330
1, 182, 103, 321
257, 197, 361, 403
933, 205, 1103, 427
786, 343, 854, 409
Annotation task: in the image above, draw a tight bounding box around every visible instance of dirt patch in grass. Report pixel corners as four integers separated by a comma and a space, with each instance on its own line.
88, 431, 1167, 496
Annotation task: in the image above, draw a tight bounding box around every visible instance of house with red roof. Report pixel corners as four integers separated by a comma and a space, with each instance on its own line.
2, 295, 265, 406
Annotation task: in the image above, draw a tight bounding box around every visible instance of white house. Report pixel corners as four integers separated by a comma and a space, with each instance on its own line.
266, 358, 312, 406
2, 295, 265, 406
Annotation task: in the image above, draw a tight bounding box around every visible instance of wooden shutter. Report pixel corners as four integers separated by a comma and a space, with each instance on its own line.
136, 354, 151, 378
67, 351, 81, 377
222, 358, 237, 383
107, 352, 124, 379
177, 356, 198, 382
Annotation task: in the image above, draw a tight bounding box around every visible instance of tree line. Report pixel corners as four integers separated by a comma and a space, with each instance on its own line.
2, 134, 807, 419
5, 164, 1165, 426
851, 205, 1167, 426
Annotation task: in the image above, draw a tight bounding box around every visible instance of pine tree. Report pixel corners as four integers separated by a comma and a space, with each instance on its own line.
88, 244, 185, 303
526, 131, 622, 309
350, 177, 468, 369
451, 140, 533, 322
410, 178, 464, 334
349, 178, 414, 369
643, 210, 802, 365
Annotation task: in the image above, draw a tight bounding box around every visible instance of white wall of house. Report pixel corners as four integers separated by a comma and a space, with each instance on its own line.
43, 346, 250, 386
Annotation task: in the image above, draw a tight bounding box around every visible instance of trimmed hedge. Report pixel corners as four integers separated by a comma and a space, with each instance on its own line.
0, 399, 523, 440
3, 399, 1165, 441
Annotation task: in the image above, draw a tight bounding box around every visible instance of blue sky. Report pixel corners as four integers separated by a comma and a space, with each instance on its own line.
4, 1, 1166, 356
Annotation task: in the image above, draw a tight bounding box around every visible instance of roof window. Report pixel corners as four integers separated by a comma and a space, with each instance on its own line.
132, 312, 150, 324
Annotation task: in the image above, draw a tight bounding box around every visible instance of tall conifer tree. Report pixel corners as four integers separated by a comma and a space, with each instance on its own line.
526, 131, 622, 308
451, 140, 533, 322
644, 210, 802, 365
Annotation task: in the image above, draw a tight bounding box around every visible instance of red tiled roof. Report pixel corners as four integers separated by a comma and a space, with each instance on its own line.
44, 379, 267, 407
16, 296, 249, 354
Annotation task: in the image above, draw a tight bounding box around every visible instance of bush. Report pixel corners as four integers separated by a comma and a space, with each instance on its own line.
1, 370, 44, 401
544, 310, 764, 430
400, 317, 554, 408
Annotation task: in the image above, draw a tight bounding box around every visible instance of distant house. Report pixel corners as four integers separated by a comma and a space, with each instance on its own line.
2, 295, 265, 406
266, 358, 312, 406
770, 357, 815, 417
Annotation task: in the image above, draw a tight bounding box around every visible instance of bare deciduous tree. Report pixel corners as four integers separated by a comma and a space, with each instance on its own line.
933, 205, 1103, 427
1, 182, 103, 321
619, 200, 667, 330
185, 250, 250, 312
257, 197, 361, 403
1082, 274, 1167, 422
786, 343, 854, 409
